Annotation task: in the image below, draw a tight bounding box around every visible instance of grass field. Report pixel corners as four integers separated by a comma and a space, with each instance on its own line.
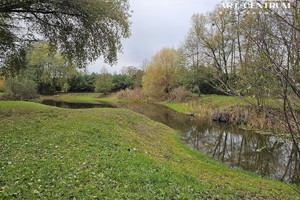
0, 101, 298, 199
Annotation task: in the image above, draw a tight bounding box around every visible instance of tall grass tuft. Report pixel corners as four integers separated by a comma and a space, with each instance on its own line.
116, 88, 145, 102
168, 86, 191, 102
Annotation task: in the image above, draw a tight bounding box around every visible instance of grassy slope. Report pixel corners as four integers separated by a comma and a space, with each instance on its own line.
0, 101, 298, 199
163, 94, 296, 116
163, 95, 248, 116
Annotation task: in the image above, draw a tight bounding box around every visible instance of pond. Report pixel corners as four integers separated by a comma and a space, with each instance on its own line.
41, 99, 300, 184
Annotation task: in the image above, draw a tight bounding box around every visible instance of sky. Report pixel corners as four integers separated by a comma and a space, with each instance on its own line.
87, 0, 220, 74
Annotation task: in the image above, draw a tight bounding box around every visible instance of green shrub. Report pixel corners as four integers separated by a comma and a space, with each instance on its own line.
3, 76, 38, 100
94, 73, 113, 94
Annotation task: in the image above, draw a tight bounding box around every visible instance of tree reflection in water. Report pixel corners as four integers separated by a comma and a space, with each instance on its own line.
181, 123, 299, 184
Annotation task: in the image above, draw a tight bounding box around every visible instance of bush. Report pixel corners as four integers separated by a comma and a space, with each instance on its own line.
3, 76, 38, 100
94, 74, 113, 94
116, 88, 144, 102
168, 86, 191, 102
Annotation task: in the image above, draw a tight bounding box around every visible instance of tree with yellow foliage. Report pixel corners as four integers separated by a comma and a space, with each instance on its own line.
142, 48, 182, 99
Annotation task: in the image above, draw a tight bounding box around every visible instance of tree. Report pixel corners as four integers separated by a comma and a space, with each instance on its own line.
132, 69, 145, 88
69, 73, 97, 92
0, 76, 4, 92
121, 66, 138, 75
143, 48, 182, 99
4, 73, 37, 100
181, 14, 207, 96
242, 3, 300, 153
111, 74, 133, 92
94, 67, 113, 94
140, 59, 150, 71
183, 1, 300, 157
0, 0, 131, 68
27, 42, 77, 94
178, 65, 221, 94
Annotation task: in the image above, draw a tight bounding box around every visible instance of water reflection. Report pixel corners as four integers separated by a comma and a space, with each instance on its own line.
183, 126, 299, 184
41, 100, 115, 109
41, 100, 300, 184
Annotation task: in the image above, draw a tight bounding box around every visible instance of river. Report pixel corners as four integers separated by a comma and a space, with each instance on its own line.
41, 99, 300, 184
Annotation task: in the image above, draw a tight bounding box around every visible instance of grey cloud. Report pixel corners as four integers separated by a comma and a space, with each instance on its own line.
88, 0, 220, 73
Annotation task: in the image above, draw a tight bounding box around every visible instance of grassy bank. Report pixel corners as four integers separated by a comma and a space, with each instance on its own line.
41, 93, 125, 103
0, 101, 299, 199
162, 95, 300, 140
41, 93, 297, 138
41, 93, 103, 103
163, 95, 248, 117
42, 93, 246, 113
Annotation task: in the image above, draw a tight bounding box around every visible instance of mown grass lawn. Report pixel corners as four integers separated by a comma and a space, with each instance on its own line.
0, 101, 298, 199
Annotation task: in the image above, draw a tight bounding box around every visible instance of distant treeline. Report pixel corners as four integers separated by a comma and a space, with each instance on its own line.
0, 42, 220, 97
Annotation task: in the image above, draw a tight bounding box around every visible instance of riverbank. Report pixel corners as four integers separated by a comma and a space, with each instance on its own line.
161, 95, 300, 142
163, 95, 248, 117
40, 93, 104, 103
0, 101, 299, 199
41, 93, 296, 140
40, 93, 127, 103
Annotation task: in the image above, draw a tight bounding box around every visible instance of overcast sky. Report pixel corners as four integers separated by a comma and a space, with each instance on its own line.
88, 0, 220, 74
